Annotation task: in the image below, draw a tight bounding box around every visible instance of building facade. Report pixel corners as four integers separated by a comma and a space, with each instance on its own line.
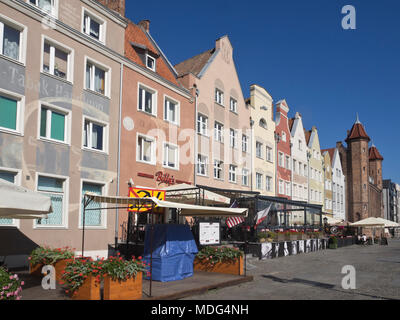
321, 150, 333, 216
289, 112, 308, 202
175, 36, 252, 192
274, 100, 291, 199
247, 84, 275, 196
383, 179, 399, 223
0, 0, 127, 266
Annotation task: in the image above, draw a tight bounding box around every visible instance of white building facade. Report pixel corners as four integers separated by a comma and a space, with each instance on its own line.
331, 148, 346, 221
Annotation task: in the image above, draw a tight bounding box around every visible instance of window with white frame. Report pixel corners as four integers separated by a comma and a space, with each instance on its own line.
279, 180, 284, 194
197, 154, 208, 176
163, 143, 178, 169
0, 18, 24, 62
242, 168, 249, 186
266, 176, 272, 192
29, 0, 58, 16
298, 140, 302, 151
215, 88, 224, 105
137, 134, 155, 164
197, 114, 208, 135
214, 122, 223, 143
285, 155, 291, 170
256, 141, 263, 158
229, 129, 237, 148
83, 10, 105, 42
242, 135, 248, 153
286, 182, 291, 196
214, 159, 223, 180
0, 92, 23, 134
83, 118, 107, 152
229, 165, 237, 183
86, 60, 108, 96
282, 132, 286, 142
230, 97, 237, 113
81, 181, 104, 227
278, 152, 284, 167
266, 146, 273, 162
164, 97, 179, 124
146, 54, 156, 71
293, 159, 297, 174
256, 173, 263, 190
42, 39, 71, 81
304, 164, 308, 177
138, 84, 157, 116
0, 170, 18, 226
40, 105, 68, 143
36, 175, 66, 227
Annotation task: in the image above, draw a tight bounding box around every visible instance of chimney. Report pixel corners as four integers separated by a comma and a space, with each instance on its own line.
97, 0, 125, 16
138, 20, 150, 33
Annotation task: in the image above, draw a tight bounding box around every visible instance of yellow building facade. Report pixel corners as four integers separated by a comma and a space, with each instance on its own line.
306, 126, 324, 207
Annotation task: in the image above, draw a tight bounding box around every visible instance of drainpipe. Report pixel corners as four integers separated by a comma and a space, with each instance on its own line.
115, 62, 124, 250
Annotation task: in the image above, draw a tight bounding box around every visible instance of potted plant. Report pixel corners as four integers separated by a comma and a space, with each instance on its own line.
60, 257, 103, 300
0, 267, 24, 300
29, 246, 74, 283
284, 230, 299, 241
328, 236, 338, 249
194, 246, 244, 276
297, 231, 308, 240
102, 253, 147, 300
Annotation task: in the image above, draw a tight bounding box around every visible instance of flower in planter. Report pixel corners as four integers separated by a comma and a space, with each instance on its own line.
102, 256, 147, 282
0, 267, 24, 300
29, 246, 75, 267
196, 246, 243, 267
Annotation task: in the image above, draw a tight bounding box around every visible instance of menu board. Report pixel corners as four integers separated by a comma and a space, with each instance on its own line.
199, 222, 220, 245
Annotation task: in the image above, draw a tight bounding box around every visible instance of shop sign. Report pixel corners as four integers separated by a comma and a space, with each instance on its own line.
128, 187, 165, 213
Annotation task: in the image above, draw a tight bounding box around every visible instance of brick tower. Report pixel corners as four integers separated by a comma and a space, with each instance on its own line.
344, 116, 371, 222
368, 144, 384, 217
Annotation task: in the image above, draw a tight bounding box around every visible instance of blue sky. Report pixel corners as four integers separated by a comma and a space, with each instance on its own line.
126, 0, 400, 182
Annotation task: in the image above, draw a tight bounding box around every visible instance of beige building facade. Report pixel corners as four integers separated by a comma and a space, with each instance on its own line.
306, 126, 324, 207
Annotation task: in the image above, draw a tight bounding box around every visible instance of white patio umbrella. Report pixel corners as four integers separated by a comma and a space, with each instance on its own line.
375, 217, 400, 228
322, 215, 343, 225
349, 217, 385, 227
0, 179, 52, 219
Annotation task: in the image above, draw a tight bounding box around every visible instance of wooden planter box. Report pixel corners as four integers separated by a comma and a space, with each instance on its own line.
285, 234, 298, 241
103, 273, 143, 300
297, 234, 308, 240
29, 263, 43, 277
71, 276, 101, 300
277, 234, 286, 242
54, 259, 69, 284
194, 256, 244, 276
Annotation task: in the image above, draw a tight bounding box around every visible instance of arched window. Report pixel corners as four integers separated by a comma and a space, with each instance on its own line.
259, 118, 267, 129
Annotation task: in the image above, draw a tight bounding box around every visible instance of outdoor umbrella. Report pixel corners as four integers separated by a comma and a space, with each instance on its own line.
0, 179, 52, 219
375, 218, 400, 228
349, 217, 385, 227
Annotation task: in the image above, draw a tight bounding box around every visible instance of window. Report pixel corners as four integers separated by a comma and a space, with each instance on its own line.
0, 93, 23, 133
266, 147, 273, 162
286, 156, 291, 170
298, 140, 302, 151
242, 135, 248, 153
164, 97, 179, 124
293, 159, 297, 174
0, 18, 24, 62
214, 122, 223, 142
42, 40, 71, 81
146, 54, 156, 71
36, 175, 66, 227
0, 170, 18, 226
304, 164, 308, 177
81, 181, 104, 227
40, 105, 68, 143
230, 97, 237, 113
197, 154, 208, 176
256, 173, 263, 190
256, 142, 263, 158
278, 152, 284, 167
163, 143, 178, 169
86, 60, 108, 96
137, 134, 155, 164
266, 176, 272, 192
214, 160, 223, 180
229, 165, 237, 183
83, 10, 104, 42
259, 118, 267, 129
215, 89, 224, 105
29, 0, 57, 16
197, 114, 208, 135
282, 132, 286, 142
230, 129, 237, 148
279, 180, 284, 194
138, 84, 157, 115
242, 169, 249, 186
286, 182, 291, 196
84, 118, 107, 152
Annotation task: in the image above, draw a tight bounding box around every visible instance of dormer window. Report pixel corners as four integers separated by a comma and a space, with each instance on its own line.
146, 54, 156, 71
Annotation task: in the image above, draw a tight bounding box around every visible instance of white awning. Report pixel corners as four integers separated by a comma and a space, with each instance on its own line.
349, 217, 385, 227
322, 215, 343, 225
375, 217, 400, 228
0, 179, 52, 219
83, 193, 247, 218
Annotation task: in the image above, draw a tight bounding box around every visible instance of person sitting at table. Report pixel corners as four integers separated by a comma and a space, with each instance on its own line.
362, 234, 367, 245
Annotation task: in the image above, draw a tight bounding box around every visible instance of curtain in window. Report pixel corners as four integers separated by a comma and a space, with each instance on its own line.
90, 19, 100, 39
38, 0, 52, 13
0, 96, 17, 130
37, 176, 64, 226
91, 123, 103, 150
94, 67, 105, 94
0, 171, 16, 225
3, 25, 20, 61
86, 64, 92, 90
144, 90, 152, 113
143, 138, 152, 162
166, 145, 176, 168
54, 47, 68, 79
81, 183, 102, 226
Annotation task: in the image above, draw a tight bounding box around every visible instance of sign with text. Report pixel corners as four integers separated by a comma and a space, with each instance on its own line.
199, 222, 221, 245
128, 187, 165, 213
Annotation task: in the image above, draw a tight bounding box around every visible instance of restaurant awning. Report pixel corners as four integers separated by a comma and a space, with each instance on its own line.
0, 179, 52, 220
83, 193, 248, 218
322, 215, 343, 225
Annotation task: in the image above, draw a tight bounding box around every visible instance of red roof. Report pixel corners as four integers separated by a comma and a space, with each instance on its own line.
369, 146, 384, 161
289, 118, 295, 131
125, 21, 179, 86
321, 148, 335, 162
346, 122, 370, 142
174, 49, 215, 77
304, 129, 311, 144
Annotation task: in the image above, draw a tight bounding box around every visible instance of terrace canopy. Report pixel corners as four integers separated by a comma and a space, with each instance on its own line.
349, 217, 385, 227
0, 179, 52, 220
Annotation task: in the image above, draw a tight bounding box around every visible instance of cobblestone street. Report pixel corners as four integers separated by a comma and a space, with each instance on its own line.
183, 240, 400, 300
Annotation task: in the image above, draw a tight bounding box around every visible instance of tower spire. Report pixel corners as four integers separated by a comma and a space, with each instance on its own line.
355, 113, 361, 124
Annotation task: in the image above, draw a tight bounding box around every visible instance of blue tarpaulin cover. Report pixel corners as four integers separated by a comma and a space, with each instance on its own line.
143, 224, 198, 282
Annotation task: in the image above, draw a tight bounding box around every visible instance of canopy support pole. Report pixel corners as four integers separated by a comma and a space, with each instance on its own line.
149, 202, 155, 298
81, 196, 93, 258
